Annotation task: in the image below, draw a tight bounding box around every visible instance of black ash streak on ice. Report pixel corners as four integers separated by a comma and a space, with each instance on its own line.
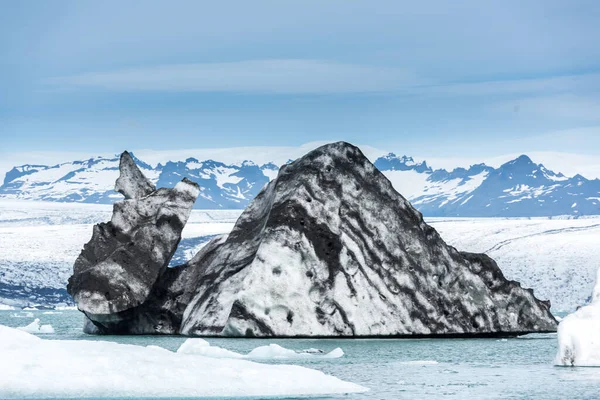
68, 142, 557, 337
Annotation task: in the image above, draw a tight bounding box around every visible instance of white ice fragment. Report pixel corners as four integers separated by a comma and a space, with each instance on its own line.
177, 338, 244, 359
555, 267, 600, 366
398, 360, 439, 365
16, 318, 55, 334
177, 339, 344, 360
302, 348, 325, 354
246, 344, 344, 359
11, 312, 34, 318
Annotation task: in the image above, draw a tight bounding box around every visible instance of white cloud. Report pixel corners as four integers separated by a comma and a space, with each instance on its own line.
44, 60, 422, 94
44, 59, 600, 99
416, 73, 600, 97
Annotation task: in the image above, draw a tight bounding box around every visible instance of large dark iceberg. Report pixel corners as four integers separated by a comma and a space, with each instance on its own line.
68, 143, 557, 336
67, 151, 200, 333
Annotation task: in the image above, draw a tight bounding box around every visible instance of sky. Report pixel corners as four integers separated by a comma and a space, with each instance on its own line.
2, 0, 600, 165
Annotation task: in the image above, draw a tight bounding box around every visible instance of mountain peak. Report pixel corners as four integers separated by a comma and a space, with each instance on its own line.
374, 153, 431, 173
241, 160, 257, 167
512, 155, 534, 165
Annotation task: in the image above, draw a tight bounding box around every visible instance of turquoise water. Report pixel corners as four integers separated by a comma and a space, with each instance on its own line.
1, 310, 599, 399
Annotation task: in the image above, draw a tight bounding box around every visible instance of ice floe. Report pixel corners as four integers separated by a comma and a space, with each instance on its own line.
0, 325, 366, 398
16, 318, 55, 334
11, 312, 34, 318
177, 339, 344, 359
555, 267, 600, 366
398, 360, 439, 365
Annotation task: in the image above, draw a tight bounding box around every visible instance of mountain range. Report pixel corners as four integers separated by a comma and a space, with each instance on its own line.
1, 149, 599, 217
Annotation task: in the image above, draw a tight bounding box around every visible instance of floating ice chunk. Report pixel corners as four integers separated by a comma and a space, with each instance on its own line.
556, 267, 600, 366
398, 360, 439, 365
177, 338, 243, 359
42, 311, 62, 315
11, 312, 34, 318
302, 348, 325, 354
0, 325, 366, 398
246, 344, 344, 359
16, 318, 55, 334
177, 339, 344, 360
0, 304, 15, 310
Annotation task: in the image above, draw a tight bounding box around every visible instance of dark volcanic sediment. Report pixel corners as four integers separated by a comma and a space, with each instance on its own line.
69, 143, 557, 336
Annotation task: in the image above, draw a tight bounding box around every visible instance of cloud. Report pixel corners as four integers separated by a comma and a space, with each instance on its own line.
44, 59, 600, 101
414, 73, 600, 97
44, 59, 423, 94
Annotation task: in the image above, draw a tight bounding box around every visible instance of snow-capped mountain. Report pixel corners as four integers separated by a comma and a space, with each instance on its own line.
1, 151, 599, 216
376, 153, 600, 217
0, 153, 278, 210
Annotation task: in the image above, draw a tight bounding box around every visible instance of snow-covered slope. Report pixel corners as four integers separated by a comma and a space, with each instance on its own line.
1, 150, 599, 216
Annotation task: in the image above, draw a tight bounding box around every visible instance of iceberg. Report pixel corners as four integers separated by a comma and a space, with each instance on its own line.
0, 325, 366, 398
177, 338, 344, 359
16, 318, 55, 334
70, 144, 556, 337
11, 312, 34, 318
555, 267, 600, 366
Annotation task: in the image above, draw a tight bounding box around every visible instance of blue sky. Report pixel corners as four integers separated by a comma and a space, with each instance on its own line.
2, 0, 600, 159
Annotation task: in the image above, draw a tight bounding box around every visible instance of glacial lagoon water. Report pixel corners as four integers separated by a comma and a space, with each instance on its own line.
1, 310, 599, 399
